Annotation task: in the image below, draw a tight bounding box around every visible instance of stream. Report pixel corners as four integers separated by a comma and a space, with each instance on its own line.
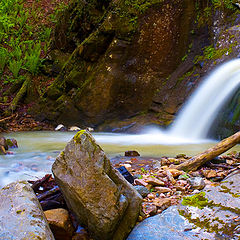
1, 130, 240, 188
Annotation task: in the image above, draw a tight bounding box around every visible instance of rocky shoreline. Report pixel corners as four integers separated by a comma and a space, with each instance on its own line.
0, 130, 239, 239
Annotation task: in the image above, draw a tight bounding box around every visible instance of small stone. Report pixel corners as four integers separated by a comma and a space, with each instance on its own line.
161, 157, 170, 166
135, 179, 148, 187
152, 198, 172, 210
123, 163, 132, 170
187, 177, 206, 190
134, 185, 150, 198
55, 124, 66, 131
85, 127, 94, 132
176, 154, 187, 158
145, 177, 165, 186
147, 193, 155, 199
44, 208, 74, 240
166, 170, 176, 184
155, 187, 172, 193
125, 150, 140, 157
168, 169, 184, 178
69, 126, 81, 131
142, 204, 157, 216
175, 185, 185, 192
168, 158, 178, 163
202, 170, 217, 179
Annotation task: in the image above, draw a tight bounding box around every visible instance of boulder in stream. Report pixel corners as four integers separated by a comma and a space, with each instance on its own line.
52, 130, 142, 240
0, 181, 54, 239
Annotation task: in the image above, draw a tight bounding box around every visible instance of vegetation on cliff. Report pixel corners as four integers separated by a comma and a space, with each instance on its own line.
0, 0, 240, 134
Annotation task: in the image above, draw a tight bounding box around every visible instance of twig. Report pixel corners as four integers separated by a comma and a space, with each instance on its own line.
37, 186, 60, 201
0, 102, 11, 106
0, 113, 17, 123
31, 174, 52, 192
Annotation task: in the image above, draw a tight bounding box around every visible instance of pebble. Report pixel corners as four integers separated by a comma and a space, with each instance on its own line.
187, 177, 206, 190
155, 187, 172, 193
145, 177, 165, 186
134, 185, 150, 197
125, 150, 140, 157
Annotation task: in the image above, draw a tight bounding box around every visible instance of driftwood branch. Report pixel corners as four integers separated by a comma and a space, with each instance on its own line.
174, 131, 240, 172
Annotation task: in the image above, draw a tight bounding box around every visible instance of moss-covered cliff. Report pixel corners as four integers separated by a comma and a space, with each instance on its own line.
32, 0, 240, 136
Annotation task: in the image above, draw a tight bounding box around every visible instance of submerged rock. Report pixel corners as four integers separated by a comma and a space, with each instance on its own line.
52, 130, 142, 240
0, 181, 54, 239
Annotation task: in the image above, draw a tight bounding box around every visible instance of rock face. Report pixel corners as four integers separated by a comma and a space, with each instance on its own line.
30, 0, 240, 136
0, 181, 54, 240
34, 0, 195, 128
52, 130, 142, 240
127, 170, 240, 239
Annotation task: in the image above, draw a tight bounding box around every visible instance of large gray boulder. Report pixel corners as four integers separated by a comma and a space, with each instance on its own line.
128, 170, 240, 240
0, 181, 55, 240
52, 130, 142, 240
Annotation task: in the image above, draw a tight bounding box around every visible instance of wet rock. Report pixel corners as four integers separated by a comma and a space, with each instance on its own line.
128, 170, 240, 239
187, 177, 205, 190
55, 124, 66, 131
168, 169, 184, 178
52, 130, 142, 240
142, 203, 157, 216
0, 137, 7, 154
154, 187, 172, 193
125, 151, 140, 157
85, 127, 94, 132
133, 185, 150, 198
127, 205, 214, 240
6, 138, 18, 148
117, 166, 134, 184
145, 177, 165, 186
69, 126, 81, 131
135, 178, 148, 187
151, 198, 172, 211
0, 181, 54, 239
202, 169, 217, 179
44, 208, 74, 240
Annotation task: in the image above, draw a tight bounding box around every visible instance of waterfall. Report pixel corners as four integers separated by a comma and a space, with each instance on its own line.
169, 59, 240, 139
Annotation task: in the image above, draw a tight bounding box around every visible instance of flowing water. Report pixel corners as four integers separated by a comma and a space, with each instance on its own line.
1, 60, 240, 187
169, 59, 240, 139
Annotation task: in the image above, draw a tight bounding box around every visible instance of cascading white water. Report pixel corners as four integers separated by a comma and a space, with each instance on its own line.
169, 59, 240, 139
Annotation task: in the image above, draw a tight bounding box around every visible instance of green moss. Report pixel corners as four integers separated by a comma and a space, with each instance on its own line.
220, 185, 240, 198
182, 192, 210, 209
114, 0, 164, 39
74, 130, 86, 144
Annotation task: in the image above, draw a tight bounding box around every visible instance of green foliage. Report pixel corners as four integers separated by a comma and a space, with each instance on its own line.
212, 0, 234, 10
0, 47, 8, 72
24, 41, 41, 74
194, 44, 235, 63
182, 192, 209, 209
9, 59, 23, 78
0, 0, 65, 81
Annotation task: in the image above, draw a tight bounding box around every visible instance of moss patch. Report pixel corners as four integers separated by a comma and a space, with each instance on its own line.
182, 192, 210, 209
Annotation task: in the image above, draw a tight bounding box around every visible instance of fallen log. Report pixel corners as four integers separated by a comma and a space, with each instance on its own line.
174, 131, 240, 172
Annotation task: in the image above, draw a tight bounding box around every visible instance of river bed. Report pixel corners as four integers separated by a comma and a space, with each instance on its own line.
1, 131, 240, 188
